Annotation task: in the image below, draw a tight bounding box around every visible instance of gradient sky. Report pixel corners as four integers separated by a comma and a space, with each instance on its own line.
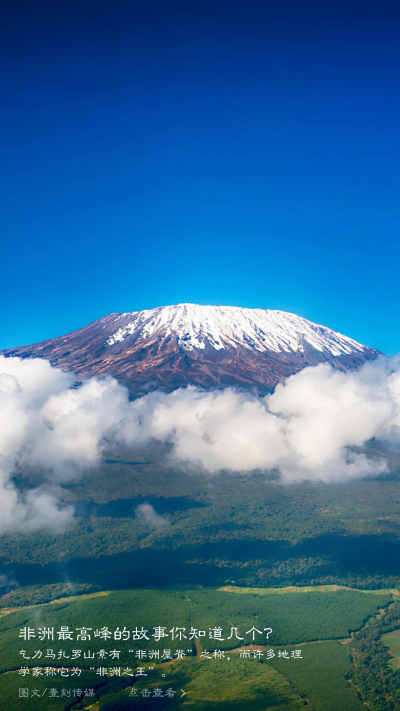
1, 0, 399, 354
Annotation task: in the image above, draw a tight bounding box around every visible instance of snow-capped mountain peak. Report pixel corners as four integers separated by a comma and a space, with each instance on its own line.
105, 303, 368, 358
1, 303, 379, 395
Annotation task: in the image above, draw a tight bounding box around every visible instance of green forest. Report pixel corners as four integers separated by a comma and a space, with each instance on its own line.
1, 448, 400, 708
2, 449, 400, 593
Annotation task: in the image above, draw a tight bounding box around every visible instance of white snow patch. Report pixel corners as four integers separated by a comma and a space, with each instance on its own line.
105, 304, 372, 358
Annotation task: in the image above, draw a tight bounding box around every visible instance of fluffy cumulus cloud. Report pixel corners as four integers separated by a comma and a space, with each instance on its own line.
148, 359, 400, 481
1, 354, 400, 534
0, 356, 133, 534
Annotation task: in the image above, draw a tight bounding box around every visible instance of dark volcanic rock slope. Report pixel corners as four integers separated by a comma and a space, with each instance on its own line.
1, 304, 380, 395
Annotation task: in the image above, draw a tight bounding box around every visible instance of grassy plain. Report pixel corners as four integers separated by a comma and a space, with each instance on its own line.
220, 584, 400, 596
0, 669, 104, 711
270, 641, 364, 711
0, 585, 390, 710
0, 586, 391, 673
382, 629, 400, 667
97, 656, 307, 711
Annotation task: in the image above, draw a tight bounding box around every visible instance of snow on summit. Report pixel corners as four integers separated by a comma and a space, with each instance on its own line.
1, 303, 378, 395
106, 304, 368, 357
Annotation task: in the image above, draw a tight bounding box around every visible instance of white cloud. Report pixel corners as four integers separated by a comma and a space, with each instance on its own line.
123, 357, 400, 482
0, 356, 133, 534
1, 354, 400, 534
135, 503, 169, 528
0, 571, 19, 595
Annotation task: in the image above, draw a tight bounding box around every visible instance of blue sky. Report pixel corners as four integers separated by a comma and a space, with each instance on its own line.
1, 1, 399, 354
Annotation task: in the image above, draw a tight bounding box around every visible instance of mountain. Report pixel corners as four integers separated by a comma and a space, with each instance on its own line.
1, 304, 380, 394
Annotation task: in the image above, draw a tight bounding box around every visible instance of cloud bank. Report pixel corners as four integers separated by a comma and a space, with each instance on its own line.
1, 354, 400, 534
146, 359, 399, 481
0, 357, 131, 534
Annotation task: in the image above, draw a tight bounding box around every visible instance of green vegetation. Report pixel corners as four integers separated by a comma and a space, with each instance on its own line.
1, 448, 400, 707
349, 600, 400, 709
0, 668, 127, 711
2, 451, 400, 594
0, 585, 392, 710
383, 630, 400, 667
220, 584, 400, 596
0, 586, 390, 674
0, 584, 101, 609
97, 656, 307, 711
270, 642, 365, 711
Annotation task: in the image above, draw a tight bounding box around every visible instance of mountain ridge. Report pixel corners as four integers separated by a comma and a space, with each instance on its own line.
1, 304, 380, 395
